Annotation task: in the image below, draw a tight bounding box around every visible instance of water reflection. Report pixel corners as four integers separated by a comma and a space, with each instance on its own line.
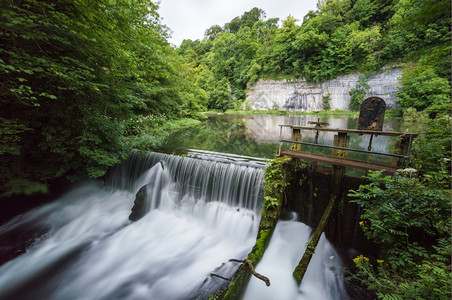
159, 114, 407, 165
158, 114, 278, 158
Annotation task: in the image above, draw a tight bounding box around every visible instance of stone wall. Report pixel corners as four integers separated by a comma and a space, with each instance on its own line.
247, 68, 401, 111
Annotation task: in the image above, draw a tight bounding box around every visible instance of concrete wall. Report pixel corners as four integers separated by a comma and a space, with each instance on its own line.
247, 68, 401, 111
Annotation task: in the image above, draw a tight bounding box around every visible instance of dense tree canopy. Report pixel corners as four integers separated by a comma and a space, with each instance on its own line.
1, 2, 450, 297
1, 0, 450, 196
0, 0, 205, 196
178, 0, 450, 114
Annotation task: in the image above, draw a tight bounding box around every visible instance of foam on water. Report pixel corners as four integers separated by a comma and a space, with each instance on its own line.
0, 181, 258, 299
0, 152, 347, 299
243, 219, 348, 300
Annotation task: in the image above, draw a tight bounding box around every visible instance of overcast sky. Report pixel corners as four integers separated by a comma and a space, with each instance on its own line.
158, 0, 318, 46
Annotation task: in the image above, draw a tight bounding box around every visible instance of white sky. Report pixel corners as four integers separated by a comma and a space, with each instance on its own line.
158, 0, 318, 46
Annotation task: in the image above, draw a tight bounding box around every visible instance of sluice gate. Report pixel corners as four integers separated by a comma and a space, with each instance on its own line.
275, 98, 419, 284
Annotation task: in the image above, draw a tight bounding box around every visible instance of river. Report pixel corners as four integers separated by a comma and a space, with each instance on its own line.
0, 113, 412, 299
158, 113, 412, 173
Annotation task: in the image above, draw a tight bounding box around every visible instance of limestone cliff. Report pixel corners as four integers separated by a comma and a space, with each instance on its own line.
247, 68, 401, 111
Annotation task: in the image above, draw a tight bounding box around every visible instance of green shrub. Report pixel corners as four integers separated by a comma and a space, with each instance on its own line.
349, 77, 370, 111
402, 108, 428, 122
397, 65, 451, 117
347, 170, 451, 299
123, 116, 201, 151
322, 93, 331, 110
409, 116, 451, 187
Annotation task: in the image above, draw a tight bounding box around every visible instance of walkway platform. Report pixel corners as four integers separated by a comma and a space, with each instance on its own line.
278, 122, 419, 175
279, 150, 399, 174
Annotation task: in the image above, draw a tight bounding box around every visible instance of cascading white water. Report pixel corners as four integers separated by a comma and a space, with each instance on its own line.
0, 151, 348, 299
106, 150, 264, 211
0, 152, 262, 299
243, 218, 348, 299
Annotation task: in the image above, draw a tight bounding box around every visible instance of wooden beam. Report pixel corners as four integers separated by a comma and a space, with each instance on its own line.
290, 128, 302, 151
280, 150, 399, 174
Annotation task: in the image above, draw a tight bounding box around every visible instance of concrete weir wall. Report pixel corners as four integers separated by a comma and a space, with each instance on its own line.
247, 68, 401, 111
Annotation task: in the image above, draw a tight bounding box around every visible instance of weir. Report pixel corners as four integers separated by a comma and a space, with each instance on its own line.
107, 150, 265, 211
0, 151, 348, 299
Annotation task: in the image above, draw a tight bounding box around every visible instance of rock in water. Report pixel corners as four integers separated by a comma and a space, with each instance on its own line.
129, 185, 148, 221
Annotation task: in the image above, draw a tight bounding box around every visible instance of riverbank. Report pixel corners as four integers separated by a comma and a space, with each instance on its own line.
0, 117, 203, 225
205, 109, 401, 118
123, 116, 203, 151
206, 109, 357, 116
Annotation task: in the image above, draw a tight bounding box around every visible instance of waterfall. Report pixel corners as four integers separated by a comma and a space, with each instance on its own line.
106, 150, 265, 211
243, 218, 348, 300
0, 151, 348, 299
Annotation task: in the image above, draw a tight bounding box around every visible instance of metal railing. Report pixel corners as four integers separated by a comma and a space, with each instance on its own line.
278, 124, 418, 165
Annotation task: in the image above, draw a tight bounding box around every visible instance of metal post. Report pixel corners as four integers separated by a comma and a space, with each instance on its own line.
366, 134, 374, 162
278, 125, 283, 156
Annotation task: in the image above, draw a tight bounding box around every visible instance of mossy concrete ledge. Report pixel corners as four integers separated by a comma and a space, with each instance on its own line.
217, 156, 293, 299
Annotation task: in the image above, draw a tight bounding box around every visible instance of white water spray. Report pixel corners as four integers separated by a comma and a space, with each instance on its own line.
243, 219, 348, 299
0, 152, 348, 299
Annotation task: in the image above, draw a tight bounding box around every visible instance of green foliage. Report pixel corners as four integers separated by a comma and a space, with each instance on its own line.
0, 0, 204, 196
350, 171, 450, 252
1, 178, 48, 197
205, 25, 223, 41
347, 244, 451, 299
349, 76, 370, 111
402, 108, 428, 122
348, 168, 451, 298
259, 156, 292, 225
179, 1, 450, 115
322, 93, 331, 110
123, 116, 201, 151
382, 0, 451, 68
263, 156, 291, 197
242, 99, 252, 111
347, 116, 451, 297
262, 16, 301, 78
409, 117, 451, 185
209, 78, 233, 112
397, 65, 451, 117
224, 7, 266, 34
263, 196, 279, 210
